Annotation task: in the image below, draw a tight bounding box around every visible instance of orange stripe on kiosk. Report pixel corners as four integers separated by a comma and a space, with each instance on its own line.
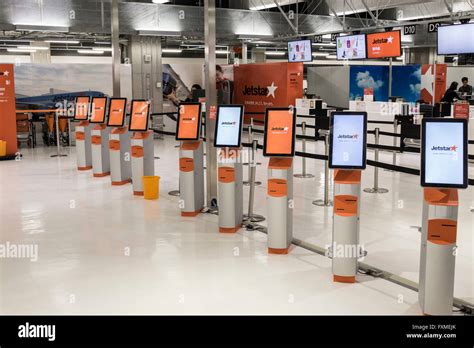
328, 112, 368, 283
74, 96, 93, 170
263, 108, 296, 254
107, 98, 132, 186
177, 103, 204, 217
215, 105, 244, 233
419, 118, 467, 315
129, 100, 154, 196
90, 97, 111, 177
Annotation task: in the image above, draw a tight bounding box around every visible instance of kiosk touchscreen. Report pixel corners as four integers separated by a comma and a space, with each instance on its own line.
263, 108, 296, 157
421, 118, 468, 189
176, 103, 202, 141
90, 97, 107, 123
129, 100, 150, 132
74, 96, 91, 121
329, 112, 367, 169
107, 98, 127, 127
214, 105, 244, 148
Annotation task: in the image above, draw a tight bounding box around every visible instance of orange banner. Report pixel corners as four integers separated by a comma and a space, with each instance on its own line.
177, 103, 201, 140
233, 62, 303, 124
90, 97, 107, 123
107, 98, 127, 127
264, 109, 295, 157
0, 64, 17, 156
129, 100, 150, 132
367, 30, 401, 59
74, 96, 90, 121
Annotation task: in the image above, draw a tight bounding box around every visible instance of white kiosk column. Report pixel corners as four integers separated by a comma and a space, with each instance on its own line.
109, 127, 132, 185
91, 124, 111, 177
267, 158, 293, 254
179, 141, 205, 216
131, 130, 155, 195
75, 121, 93, 171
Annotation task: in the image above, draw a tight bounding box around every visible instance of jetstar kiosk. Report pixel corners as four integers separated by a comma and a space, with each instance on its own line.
419, 118, 468, 315
263, 108, 296, 254
90, 96, 110, 177
129, 100, 154, 196
214, 105, 244, 233
176, 103, 204, 217
328, 111, 368, 283
107, 98, 132, 186
74, 96, 93, 171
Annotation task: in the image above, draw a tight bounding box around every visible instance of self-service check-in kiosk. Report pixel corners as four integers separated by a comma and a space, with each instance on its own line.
74, 96, 93, 170
263, 108, 296, 254
107, 98, 132, 186
214, 105, 244, 233
329, 111, 368, 283
129, 100, 154, 196
419, 118, 468, 315
176, 103, 204, 217
90, 96, 110, 177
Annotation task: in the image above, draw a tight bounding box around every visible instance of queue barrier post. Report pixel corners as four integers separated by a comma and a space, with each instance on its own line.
364, 128, 389, 194
244, 139, 265, 225
50, 111, 68, 158
244, 123, 261, 186
313, 130, 333, 207
294, 122, 314, 179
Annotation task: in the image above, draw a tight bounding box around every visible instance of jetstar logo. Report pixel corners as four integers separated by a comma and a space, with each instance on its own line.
338, 134, 359, 139
431, 145, 457, 151
242, 82, 278, 99
182, 117, 196, 121
272, 126, 289, 132
372, 36, 394, 45
221, 121, 236, 125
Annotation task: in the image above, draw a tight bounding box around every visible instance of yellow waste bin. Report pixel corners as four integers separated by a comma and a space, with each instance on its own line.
143, 176, 160, 200
0, 140, 6, 157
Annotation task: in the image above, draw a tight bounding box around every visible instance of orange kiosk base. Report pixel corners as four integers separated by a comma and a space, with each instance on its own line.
76, 121, 93, 170
179, 140, 204, 217
91, 124, 110, 177
109, 127, 132, 185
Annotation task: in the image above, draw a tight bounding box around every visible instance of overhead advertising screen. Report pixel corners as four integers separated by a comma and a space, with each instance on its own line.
176, 103, 202, 141
336, 34, 367, 60
74, 96, 91, 121
90, 97, 107, 123
329, 112, 368, 169
129, 100, 150, 132
107, 98, 127, 127
437, 23, 474, 55
214, 105, 244, 148
263, 108, 296, 157
421, 118, 468, 188
288, 39, 312, 63
366, 30, 401, 59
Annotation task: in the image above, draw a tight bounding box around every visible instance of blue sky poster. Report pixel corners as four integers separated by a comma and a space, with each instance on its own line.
391, 65, 421, 103
349, 66, 389, 102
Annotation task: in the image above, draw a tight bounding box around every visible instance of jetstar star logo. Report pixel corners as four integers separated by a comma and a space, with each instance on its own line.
242, 82, 278, 99
431, 145, 457, 151
221, 121, 236, 125
338, 134, 359, 139
372, 36, 393, 45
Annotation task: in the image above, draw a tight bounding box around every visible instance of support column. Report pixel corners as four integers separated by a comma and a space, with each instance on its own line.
30, 42, 50, 64
111, 0, 121, 97
242, 42, 248, 64
204, 0, 218, 208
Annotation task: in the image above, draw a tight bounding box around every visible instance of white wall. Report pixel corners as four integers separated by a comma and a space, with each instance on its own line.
307, 66, 350, 108
447, 66, 474, 87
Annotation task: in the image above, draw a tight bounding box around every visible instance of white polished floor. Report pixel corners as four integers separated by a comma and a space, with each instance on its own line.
0, 135, 472, 315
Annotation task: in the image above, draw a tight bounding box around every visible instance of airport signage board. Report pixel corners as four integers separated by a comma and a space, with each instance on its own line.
366, 30, 402, 59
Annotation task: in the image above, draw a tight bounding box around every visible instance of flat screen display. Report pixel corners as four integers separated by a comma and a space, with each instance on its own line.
437, 23, 474, 55
288, 39, 312, 63
107, 98, 127, 127
263, 108, 296, 157
129, 100, 150, 132
176, 103, 202, 141
74, 96, 91, 121
214, 105, 244, 148
329, 112, 367, 169
366, 30, 401, 59
337, 34, 367, 60
421, 118, 468, 188
90, 97, 107, 123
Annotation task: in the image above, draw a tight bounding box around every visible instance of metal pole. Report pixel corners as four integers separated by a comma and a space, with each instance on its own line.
111, 0, 121, 97
313, 131, 333, 207
50, 111, 67, 158
244, 123, 261, 186
244, 140, 265, 224
364, 128, 388, 194
388, 57, 393, 98
294, 122, 314, 178
392, 119, 397, 166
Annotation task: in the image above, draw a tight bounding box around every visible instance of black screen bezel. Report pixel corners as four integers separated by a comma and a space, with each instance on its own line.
73, 96, 91, 121
213, 104, 244, 148
106, 97, 127, 127
90, 96, 108, 124
175, 102, 203, 141
128, 99, 150, 132
263, 107, 297, 157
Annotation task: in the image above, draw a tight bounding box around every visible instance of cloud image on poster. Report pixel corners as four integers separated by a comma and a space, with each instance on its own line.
391, 65, 421, 102
349, 66, 389, 101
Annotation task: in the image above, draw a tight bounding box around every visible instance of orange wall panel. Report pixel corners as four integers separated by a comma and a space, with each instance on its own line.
0, 64, 17, 156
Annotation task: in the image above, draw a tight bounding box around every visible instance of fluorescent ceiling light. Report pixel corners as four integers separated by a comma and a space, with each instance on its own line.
162, 48, 182, 53
7, 48, 37, 53
326, 55, 337, 59
15, 24, 69, 33
216, 50, 229, 54
312, 42, 336, 47
152, 0, 170, 3
265, 51, 285, 56
93, 47, 112, 52
237, 34, 272, 40
137, 30, 181, 37
45, 40, 79, 44
17, 45, 49, 50
94, 41, 111, 45
78, 49, 104, 54
312, 52, 329, 57
249, 0, 304, 10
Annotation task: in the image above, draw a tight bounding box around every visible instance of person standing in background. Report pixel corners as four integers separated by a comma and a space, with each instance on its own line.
458, 77, 472, 96
441, 81, 459, 103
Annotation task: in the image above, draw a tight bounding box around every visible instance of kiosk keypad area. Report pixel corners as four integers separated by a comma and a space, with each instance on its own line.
263, 107, 296, 254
